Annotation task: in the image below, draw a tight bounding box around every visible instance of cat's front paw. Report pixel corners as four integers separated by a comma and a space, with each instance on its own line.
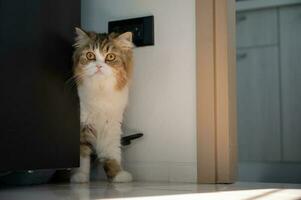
70, 172, 89, 183
112, 171, 133, 183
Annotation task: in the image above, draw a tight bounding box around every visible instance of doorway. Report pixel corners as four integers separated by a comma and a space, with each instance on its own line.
236, 0, 301, 183
196, 0, 301, 184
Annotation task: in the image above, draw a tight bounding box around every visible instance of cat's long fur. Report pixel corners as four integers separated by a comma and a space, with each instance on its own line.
71, 28, 134, 183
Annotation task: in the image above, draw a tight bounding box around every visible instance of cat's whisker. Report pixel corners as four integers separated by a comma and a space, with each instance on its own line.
65, 76, 78, 88
65, 73, 86, 90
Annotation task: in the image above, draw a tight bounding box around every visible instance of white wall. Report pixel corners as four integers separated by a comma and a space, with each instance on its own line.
82, 0, 197, 182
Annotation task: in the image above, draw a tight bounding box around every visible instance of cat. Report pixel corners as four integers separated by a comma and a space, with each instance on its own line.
70, 27, 134, 183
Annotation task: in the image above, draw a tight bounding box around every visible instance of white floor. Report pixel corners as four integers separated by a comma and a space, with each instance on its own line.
0, 182, 301, 200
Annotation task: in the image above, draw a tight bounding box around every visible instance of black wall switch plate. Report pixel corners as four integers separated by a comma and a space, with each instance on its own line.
108, 16, 154, 47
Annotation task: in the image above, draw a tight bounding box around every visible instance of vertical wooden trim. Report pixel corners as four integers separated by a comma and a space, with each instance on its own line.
214, 0, 237, 183
196, 0, 216, 183
196, 0, 237, 183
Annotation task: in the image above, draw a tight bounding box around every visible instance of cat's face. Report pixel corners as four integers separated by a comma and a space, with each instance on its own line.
73, 28, 134, 90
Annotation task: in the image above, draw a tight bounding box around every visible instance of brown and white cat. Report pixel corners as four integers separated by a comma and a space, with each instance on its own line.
71, 28, 134, 183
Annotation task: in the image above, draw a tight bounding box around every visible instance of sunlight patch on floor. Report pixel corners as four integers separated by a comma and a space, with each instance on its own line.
104, 189, 301, 200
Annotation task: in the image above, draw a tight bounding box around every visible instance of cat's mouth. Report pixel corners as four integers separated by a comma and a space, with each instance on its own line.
87, 69, 103, 77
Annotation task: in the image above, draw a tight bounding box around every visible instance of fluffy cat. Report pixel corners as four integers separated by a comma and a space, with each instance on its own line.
70, 28, 134, 183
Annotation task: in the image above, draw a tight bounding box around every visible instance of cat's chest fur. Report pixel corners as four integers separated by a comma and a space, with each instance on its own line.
78, 77, 129, 131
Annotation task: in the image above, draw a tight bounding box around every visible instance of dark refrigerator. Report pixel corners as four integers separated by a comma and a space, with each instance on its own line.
0, 0, 80, 171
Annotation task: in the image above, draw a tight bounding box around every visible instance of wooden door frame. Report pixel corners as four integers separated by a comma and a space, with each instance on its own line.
196, 0, 237, 183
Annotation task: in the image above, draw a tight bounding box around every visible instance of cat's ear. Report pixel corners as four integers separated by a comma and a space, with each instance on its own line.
118, 32, 133, 42
116, 32, 134, 49
74, 27, 90, 48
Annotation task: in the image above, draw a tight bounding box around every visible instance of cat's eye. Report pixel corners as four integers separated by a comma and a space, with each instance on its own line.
106, 53, 116, 62
86, 52, 96, 60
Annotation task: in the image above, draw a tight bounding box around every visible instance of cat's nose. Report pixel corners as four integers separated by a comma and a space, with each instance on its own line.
96, 64, 102, 69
